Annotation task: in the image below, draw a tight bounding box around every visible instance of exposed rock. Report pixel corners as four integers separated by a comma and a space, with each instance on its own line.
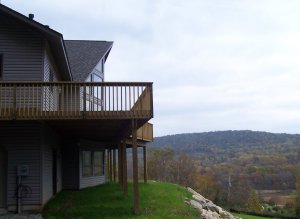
187, 187, 239, 219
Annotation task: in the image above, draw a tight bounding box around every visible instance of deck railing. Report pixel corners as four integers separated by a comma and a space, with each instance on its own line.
137, 122, 153, 142
0, 82, 153, 120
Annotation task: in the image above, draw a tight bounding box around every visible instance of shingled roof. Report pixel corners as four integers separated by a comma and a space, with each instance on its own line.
64, 40, 113, 81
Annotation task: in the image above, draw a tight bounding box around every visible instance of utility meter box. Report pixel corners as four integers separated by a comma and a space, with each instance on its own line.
17, 165, 29, 176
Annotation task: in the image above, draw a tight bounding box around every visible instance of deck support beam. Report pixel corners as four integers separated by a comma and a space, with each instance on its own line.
122, 141, 128, 195
113, 149, 116, 182
110, 148, 113, 182
132, 120, 140, 215
143, 146, 147, 183
118, 143, 123, 186
107, 149, 110, 181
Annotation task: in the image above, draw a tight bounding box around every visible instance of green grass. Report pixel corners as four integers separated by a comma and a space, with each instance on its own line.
233, 213, 278, 219
42, 181, 199, 219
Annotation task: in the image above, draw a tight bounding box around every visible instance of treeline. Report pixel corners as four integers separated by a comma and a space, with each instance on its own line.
148, 148, 223, 202
147, 147, 300, 217
148, 148, 260, 211
149, 130, 300, 191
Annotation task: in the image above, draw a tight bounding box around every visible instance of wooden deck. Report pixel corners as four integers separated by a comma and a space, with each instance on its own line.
0, 82, 153, 120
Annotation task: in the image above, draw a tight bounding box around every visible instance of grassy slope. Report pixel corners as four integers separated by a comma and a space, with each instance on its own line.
43, 181, 199, 219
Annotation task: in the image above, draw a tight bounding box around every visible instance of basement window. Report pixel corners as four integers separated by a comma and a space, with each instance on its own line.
94, 151, 104, 176
82, 151, 92, 177
82, 150, 104, 177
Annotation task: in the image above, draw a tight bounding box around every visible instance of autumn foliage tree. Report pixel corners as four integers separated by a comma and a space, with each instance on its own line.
247, 190, 262, 213
296, 174, 300, 217
147, 148, 225, 203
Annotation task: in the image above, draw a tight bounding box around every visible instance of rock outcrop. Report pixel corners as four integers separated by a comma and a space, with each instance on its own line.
186, 187, 239, 219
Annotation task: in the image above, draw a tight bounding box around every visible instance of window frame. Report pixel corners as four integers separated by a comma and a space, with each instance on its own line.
49, 68, 54, 82
93, 151, 104, 176
82, 150, 105, 178
49, 68, 55, 92
82, 151, 93, 177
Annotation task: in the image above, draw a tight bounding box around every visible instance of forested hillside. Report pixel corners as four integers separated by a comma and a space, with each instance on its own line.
149, 130, 300, 190
147, 130, 300, 217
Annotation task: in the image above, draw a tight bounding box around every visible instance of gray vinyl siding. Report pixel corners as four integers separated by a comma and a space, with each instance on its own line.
42, 142, 52, 205
80, 175, 105, 189
0, 14, 43, 81
62, 143, 79, 190
79, 141, 106, 189
0, 122, 42, 209
41, 125, 61, 204
57, 151, 62, 192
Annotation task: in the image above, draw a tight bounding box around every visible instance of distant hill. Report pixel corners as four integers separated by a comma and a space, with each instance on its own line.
148, 130, 300, 189
150, 130, 300, 152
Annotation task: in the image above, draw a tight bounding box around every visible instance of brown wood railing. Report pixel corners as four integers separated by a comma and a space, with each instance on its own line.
0, 82, 153, 120
137, 122, 153, 142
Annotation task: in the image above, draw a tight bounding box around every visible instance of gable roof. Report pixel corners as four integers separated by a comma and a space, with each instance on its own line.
0, 4, 72, 80
64, 40, 113, 81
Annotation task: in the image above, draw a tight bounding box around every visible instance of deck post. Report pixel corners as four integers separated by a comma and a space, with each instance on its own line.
122, 141, 128, 195
110, 148, 113, 182
143, 146, 147, 183
132, 119, 140, 215
106, 149, 110, 181
118, 143, 123, 186
107, 149, 110, 181
113, 149, 116, 182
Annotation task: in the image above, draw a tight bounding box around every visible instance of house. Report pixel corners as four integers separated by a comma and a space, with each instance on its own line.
0, 4, 153, 215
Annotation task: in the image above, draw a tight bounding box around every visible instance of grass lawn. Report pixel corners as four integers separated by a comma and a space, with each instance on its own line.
233, 213, 278, 219
42, 181, 199, 219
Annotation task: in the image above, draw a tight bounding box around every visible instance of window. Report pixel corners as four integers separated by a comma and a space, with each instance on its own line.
0, 55, 3, 80
82, 151, 92, 177
49, 69, 54, 82
94, 151, 104, 176
49, 69, 54, 91
82, 150, 104, 177
91, 73, 103, 82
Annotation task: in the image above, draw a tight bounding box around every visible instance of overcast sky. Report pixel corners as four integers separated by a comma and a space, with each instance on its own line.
4, 0, 300, 136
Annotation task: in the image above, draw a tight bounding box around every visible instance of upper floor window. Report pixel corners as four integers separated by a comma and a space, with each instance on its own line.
0, 55, 3, 80
95, 58, 104, 74
92, 73, 103, 82
49, 69, 54, 82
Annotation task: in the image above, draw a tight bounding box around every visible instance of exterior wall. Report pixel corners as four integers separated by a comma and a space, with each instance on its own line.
0, 122, 42, 211
0, 14, 43, 81
0, 122, 63, 210
79, 141, 106, 189
41, 125, 61, 205
41, 141, 53, 205
61, 143, 79, 190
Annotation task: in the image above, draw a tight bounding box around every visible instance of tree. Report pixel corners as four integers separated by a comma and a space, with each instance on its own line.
296, 174, 300, 217
247, 190, 262, 213
147, 148, 174, 182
